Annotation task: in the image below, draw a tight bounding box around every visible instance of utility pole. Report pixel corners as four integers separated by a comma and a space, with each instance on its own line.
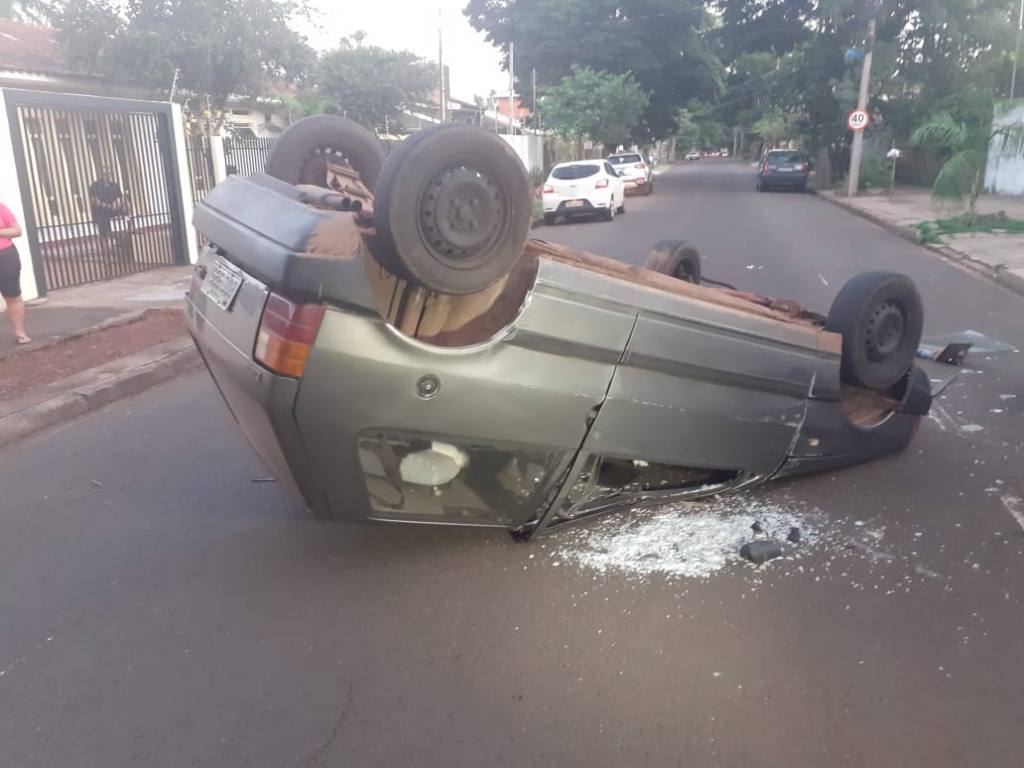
846, 14, 876, 197
1011, 0, 1024, 99
531, 67, 537, 131
508, 42, 515, 136
438, 9, 447, 122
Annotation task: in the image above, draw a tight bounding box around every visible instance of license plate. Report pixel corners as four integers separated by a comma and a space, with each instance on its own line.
202, 257, 244, 311
565, 200, 585, 208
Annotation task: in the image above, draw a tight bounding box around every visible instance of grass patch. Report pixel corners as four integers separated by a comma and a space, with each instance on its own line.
917, 212, 1024, 244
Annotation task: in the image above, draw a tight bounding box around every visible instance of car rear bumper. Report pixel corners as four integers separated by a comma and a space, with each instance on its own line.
184, 277, 331, 517
759, 173, 808, 187
543, 195, 613, 214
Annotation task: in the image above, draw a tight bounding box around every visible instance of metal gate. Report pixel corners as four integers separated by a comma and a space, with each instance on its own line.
5, 90, 187, 293
185, 133, 216, 247
224, 136, 274, 176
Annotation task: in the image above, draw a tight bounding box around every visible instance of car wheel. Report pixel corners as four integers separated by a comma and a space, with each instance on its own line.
825, 272, 924, 391
265, 114, 386, 189
644, 240, 702, 284
604, 202, 615, 221
617, 197, 626, 214
372, 124, 531, 295
799, 181, 808, 193
543, 213, 557, 226
757, 180, 764, 192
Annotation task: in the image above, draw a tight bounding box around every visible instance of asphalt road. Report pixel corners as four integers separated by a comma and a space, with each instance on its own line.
3, 161, 1023, 767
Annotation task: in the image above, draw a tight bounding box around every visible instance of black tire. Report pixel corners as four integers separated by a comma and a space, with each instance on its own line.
372, 124, 532, 295
617, 197, 626, 214
543, 213, 557, 226
825, 272, 924, 391
265, 115, 386, 189
757, 180, 765, 192
603, 203, 615, 221
644, 240, 702, 284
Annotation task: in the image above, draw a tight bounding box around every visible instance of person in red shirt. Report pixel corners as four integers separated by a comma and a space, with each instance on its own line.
0, 200, 30, 344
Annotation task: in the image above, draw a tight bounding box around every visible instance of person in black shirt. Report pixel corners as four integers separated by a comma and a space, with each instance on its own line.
89, 167, 127, 242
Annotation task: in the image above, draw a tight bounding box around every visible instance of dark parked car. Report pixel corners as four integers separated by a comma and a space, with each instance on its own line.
758, 150, 810, 192
187, 117, 932, 539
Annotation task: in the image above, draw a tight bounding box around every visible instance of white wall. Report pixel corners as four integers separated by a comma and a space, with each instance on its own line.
985, 101, 1024, 196
0, 88, 40, 301
500, 134, 545, 173
226, 108, 288, 138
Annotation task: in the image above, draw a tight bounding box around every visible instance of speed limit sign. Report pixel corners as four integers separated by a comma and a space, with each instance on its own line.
847, 109, 870, 131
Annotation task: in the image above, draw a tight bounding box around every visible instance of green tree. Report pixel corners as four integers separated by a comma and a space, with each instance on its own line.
541, 67, 649, 152
752, 110, 794, 148
911, 111, 1024, 217
674, 109, 701, 152
38, 0, 312, 117
465, 0, 722, 140
714, 0, 813, 61
316, 38, 434, 132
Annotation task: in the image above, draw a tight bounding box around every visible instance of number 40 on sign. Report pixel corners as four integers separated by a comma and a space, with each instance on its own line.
846, 109, 870, 132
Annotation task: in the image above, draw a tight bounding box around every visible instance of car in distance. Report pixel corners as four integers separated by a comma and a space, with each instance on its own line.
685, 151, 701, 161
607, 152, 654, 195
187, 117, 934, 540
542, 160, 626, 225
758, 150, 810, 192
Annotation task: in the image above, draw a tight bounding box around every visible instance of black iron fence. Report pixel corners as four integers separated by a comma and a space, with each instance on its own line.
185, 133, 216, 206
224, 136, 274, 176
8, 96, 184, 292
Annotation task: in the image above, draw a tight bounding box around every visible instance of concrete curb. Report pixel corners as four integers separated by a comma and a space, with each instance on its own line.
810, 189, 1024, 298
0, 337, 200, 448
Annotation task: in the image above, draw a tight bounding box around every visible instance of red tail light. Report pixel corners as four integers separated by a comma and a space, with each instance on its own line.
634, 163, 646, 169
595, 178, 609, 189
542, 184, 554, 194
761, 162, 770, 174
254, 293, 325, 378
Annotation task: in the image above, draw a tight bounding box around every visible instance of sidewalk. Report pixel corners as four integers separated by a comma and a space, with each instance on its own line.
816, 187, 1024, 294
0, 266, 197, 446
0, 266, 191, 359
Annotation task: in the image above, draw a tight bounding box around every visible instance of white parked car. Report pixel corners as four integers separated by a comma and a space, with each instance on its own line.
542, 160, 626, 225
685, 151, 701, 161
606, 152, 654, 195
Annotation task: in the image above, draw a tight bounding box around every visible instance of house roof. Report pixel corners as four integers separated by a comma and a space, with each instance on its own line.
0, 20, 78, 77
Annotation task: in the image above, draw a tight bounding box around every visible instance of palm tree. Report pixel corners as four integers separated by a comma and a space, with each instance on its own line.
911, 111, 1024, 222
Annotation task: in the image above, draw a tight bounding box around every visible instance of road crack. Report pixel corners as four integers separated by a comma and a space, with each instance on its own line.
294, 682, 354, 768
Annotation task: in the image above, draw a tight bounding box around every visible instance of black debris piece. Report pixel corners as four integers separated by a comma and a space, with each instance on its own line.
750, 520, 764, 535
787, 527, 802, 544
740, 540, 783, 565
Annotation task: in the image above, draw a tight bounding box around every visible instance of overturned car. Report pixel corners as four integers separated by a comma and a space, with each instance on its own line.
186, 116, 932, 538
